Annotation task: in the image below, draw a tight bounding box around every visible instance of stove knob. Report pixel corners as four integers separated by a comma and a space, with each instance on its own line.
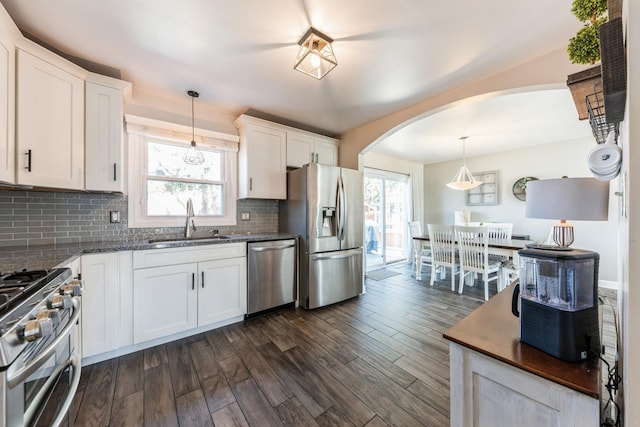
23, 318, 53, 342
48, 294, 71, 310
36, 309, 60, 327
61, 283, 82, 297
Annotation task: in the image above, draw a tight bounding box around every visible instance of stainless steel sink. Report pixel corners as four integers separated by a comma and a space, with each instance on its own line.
147, 235, 229, 246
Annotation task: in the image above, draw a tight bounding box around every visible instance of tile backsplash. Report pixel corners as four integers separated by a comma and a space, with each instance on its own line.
0, 190, 279, 247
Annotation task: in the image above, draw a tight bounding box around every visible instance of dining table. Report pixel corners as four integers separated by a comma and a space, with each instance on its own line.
412, 235, 534, 282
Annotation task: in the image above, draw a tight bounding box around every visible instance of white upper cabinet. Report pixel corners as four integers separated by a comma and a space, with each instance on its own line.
85, 73, 131, 193
286, 131, 315, 167
235, 115, 339, 199
15, 42, 86, 189
287, 130, 338, 168
0, 8, 20, 184
235, 115, 287, 199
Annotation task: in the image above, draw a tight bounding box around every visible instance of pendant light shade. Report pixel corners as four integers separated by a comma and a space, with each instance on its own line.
294, 27, 337, 80
447, 136, 482, 190
183, 90, 205, 166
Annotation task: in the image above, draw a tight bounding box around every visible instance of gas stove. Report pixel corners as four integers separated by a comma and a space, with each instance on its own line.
0, 268, 79, 368
0, 268, 83, 427
0, 270, 51, 313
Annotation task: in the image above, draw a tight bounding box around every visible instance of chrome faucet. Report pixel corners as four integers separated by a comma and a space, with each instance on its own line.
185, 198, 196, 238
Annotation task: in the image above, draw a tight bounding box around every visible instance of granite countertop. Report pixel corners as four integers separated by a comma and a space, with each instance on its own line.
0, 233, 297, 273
443, 283, 600, 399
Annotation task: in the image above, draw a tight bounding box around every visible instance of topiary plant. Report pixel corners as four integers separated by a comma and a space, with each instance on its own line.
567, 0, 608, 64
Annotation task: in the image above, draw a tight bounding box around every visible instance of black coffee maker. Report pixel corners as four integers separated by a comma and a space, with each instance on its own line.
511, 247, 600, 362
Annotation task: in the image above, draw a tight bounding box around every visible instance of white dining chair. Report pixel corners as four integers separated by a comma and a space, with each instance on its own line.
427, 224, 458, 291
486, 222, 513, 241
455, 226, 502, 301
486, 222, 515, 286
409, 221, 432, 280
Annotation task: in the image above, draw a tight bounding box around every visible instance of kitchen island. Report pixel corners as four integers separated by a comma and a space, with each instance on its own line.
443, 283, 600, 426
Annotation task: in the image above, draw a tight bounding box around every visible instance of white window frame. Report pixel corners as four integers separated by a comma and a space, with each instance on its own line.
125, 115, 239, 228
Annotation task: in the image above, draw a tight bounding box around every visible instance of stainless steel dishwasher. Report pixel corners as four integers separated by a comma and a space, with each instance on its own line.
247, 239, 296, 315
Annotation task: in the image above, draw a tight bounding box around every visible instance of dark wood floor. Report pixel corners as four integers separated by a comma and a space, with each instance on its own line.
72, 264, 617, 426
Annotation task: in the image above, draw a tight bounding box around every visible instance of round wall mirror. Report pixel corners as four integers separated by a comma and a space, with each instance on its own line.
512, 177, 538, 201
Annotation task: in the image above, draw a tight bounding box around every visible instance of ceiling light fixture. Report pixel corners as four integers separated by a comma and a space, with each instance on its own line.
183, 90, 204, 166
294, 27, 337, 80
446, 136, 483, 191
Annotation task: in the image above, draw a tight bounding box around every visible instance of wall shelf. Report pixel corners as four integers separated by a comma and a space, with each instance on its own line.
466, 171, 499, 206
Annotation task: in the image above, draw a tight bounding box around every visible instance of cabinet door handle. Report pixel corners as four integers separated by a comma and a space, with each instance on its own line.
315, 153, 319, 163
191, 273, 195, 290
249, 177, 252, 191
25, 150, 32, 172
311, 152, 314, 163
201, 271, 205, 288
113, 163, 117, 181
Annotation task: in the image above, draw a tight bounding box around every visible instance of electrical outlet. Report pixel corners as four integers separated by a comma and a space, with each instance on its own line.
241, 212, 251, 221
109, 211, 121, 223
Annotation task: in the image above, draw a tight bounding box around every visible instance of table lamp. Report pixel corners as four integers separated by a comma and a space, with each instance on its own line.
525, 177, 609, 248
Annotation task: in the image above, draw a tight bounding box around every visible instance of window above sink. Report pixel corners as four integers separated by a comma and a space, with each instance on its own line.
125, 115, 239, 229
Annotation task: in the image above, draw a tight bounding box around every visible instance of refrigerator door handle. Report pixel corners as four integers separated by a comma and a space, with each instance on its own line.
337, 175, 346, 241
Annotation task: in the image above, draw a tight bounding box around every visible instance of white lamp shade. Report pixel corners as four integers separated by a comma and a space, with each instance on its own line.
525, 177, 609, 221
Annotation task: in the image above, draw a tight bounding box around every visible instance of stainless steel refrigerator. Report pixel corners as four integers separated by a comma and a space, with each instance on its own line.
280, 163, 364, 309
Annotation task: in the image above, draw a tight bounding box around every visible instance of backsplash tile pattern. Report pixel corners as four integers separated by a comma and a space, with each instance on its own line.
0, 190, 279, 247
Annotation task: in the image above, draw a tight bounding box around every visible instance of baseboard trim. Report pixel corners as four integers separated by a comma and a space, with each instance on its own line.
599, 280, 618, 290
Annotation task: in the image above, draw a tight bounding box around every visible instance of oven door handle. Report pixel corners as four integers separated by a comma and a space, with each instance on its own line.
8, 297, 81, 389
23, 355, 82, 427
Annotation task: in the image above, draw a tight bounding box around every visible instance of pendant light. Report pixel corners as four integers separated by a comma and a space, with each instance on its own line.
446, 136, 482, 190
294, 27, 337, 80
183, 90, 205, 165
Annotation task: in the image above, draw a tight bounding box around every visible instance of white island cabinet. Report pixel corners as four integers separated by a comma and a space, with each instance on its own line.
15, 41, 86, 190
132, 243, 246, 345
444, 283, 600, 427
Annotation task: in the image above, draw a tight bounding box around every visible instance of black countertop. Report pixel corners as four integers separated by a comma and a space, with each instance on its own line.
0, 233, 297, 273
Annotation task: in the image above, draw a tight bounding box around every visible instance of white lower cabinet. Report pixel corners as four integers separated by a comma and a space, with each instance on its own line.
133, 263, 198, 343
81, 251, 133, 360
132, 243, 247, 345
198, 257, 247, 325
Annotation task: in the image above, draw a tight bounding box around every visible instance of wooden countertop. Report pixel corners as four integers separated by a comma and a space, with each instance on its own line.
443, 283, 600, 399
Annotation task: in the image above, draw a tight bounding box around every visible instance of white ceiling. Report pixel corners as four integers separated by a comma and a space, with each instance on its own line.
0, 0, 591, 161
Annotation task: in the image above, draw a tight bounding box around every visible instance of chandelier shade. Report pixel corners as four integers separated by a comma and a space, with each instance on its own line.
183, 90, 205, 165
294, 27, 337, 80
447, 137, 482, 190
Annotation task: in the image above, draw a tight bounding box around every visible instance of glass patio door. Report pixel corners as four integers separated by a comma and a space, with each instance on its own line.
364, 168, 410, 271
